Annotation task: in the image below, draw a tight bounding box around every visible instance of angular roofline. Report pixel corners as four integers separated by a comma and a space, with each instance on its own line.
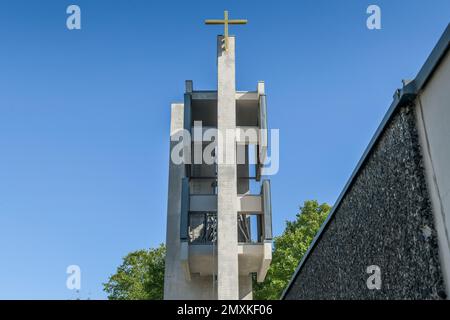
281, 23, 450, 300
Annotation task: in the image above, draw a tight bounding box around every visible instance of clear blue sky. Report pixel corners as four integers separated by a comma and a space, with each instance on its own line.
0, 0, 448, 299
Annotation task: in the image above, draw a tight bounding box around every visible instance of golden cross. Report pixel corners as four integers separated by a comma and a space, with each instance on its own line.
205, 10, 247, 51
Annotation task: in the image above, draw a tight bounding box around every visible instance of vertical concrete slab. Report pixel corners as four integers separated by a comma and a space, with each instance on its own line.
239, 275, 253, 300
164, 103, 185, 299
415, 50, 450, 298
217, 35, 239, 300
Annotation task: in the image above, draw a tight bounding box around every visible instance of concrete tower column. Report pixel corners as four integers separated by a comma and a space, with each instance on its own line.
216, 35, 239, 300
163, 103, 185, 299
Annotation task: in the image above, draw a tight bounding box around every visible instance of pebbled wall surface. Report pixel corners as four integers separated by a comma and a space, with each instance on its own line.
284, 103, 446, 300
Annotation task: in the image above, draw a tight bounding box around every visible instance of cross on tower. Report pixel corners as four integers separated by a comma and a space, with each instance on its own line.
205, 10, 247, 51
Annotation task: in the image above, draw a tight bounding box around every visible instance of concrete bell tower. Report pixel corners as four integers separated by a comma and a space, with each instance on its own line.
164, 11, 273, 300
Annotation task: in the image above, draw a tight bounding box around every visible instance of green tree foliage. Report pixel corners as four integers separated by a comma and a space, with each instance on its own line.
103, 244, 165, 300
253, 200, 331, 300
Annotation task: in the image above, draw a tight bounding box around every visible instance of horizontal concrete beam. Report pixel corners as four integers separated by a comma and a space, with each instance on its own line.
237, 195, 262, 213
191, 91, 259, 101
190, 126, 260, 145
190, 194, 262, 213
189, 243, 270, 277
190, 195, 217, 212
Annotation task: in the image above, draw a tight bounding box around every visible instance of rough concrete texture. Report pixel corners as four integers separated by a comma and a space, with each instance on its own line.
285, 104, 446, 300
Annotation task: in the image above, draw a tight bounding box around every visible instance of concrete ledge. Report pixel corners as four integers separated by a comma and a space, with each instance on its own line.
191, 91, 259, 101
238, 194, 262, 213
190, 195, 217, 212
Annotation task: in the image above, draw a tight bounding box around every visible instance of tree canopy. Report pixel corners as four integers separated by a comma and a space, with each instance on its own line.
103, 244, 165, 300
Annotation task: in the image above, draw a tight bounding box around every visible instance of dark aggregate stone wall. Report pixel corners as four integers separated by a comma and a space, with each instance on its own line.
285, 104, 446, 300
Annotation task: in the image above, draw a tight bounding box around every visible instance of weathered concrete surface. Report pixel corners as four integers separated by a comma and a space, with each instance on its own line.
239, 275, 253, 300
284, 104, 446, 300
164, 103, 186, 299
415, 50, 450, 297
217, 35, 239, 300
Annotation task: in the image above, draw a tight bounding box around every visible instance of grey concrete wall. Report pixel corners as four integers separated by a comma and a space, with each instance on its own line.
284, 103, 446, 300
164, 103, 186, 299
415, 51, 450, 297
239, 275, 253, 300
